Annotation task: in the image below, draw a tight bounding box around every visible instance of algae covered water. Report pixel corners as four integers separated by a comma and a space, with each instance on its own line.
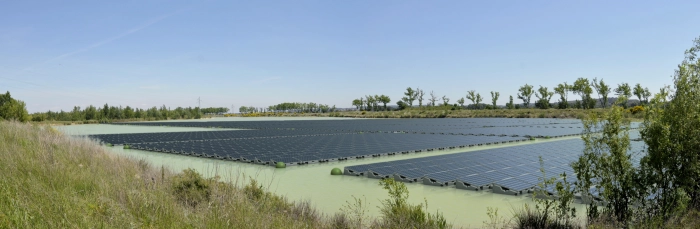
58, 118, 588, 227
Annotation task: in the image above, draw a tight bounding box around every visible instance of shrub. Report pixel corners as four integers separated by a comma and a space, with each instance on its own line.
243, 178, 265, 201
170, 168, 212, 207
629, 105, 644, 114
376, 178, 449, 229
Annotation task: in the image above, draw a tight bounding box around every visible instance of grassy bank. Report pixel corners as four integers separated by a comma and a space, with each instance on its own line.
0, 121, 336, 228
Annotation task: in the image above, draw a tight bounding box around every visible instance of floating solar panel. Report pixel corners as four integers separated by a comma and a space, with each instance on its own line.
123, 132, 527, 166
108, 118, 635, 139
344, 138, 647, 196
87, 129, 354, 145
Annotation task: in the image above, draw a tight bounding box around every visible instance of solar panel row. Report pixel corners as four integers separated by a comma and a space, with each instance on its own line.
125, 133, 528, 166
344, 138, 646, 197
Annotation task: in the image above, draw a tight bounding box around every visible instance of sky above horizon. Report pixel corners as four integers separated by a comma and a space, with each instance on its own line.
2, 0, 699, 113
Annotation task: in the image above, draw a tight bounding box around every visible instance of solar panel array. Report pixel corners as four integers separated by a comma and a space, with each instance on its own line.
88, 129, 353, 145
126, 133, 527, 165
344, 138, 646, 196
111, 118, 596, 138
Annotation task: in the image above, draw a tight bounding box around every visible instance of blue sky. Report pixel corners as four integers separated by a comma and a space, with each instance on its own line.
1, 0, 699, 112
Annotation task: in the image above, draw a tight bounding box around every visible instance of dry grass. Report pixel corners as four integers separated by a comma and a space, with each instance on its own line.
0, 121, 460, 229
0, 121, 334, 228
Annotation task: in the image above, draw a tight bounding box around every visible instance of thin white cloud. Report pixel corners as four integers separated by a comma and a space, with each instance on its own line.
23, 10, 183, 72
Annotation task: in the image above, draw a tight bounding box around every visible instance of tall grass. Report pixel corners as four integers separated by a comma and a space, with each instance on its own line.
0, 121, 332, 228
0, 121, 458, 228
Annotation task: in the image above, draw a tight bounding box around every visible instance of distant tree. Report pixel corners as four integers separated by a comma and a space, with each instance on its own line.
507, 95, 515, 109
517, 84, 534, 108
441, 96, 450, 106
633, 83, 645, 105
534, 85, 554, 109
614, 83, 632, 108
475, 93, 483, 109
642, 87, 651, 104
401, 87, 418, 107
457, 97, 465, 108
359, 97, 365, 111
429, 91, 438, 107
378, 95, 391, 110
466, 90, 477, 109
364, 95, 373, 111
0, 91, 29, 122
573, 78, 594, 109
592, 78, 611, 108
417, 89, 425, 107
102, 103, 110, 118
554, 82, 572, 109
85, 105, 97, 120
490, 91, 500, 109
396, 101, 407, 110
352, 99, 362, 110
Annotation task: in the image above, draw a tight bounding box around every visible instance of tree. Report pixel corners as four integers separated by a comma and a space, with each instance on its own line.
614, 83, 632, 108
85, 105, 97, 120
642, 87, 651, 104
534, 86, 554, 109
457, 97, 465, 108
573, 78, 594, 109
592, 78, 611, 108
517, 84, 534, 108
352, 99, 362, 110
396, 101, 407, 110
401, 87, 418, 107
466, 90, 477, 109
490, 91, 500, 109
506, 95, 514, 109
359, 97, 365, 111
365, 95, 378, 111
378, 95, 391, 111
633, 83, 645, 105
641, 37, 700, 218
441, 96, 450, 106
417, 89, 425, 107
429, 91, 438, 107
554, 82, 572, 109
0, 91, 29, 122
475, 93, 483, 109
573, 105, 639, 223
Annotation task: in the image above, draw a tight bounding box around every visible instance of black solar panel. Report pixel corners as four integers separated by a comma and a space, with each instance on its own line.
345, 138, 647, 196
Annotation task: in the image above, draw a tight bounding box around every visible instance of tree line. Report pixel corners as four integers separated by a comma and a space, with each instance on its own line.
239, 102, 336, 114
30, 104, 227, 122
200, 107, 230, 114
354, 79, 654, 111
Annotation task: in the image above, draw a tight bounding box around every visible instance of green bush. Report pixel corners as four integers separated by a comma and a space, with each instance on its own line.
170, 168, 212, 207
376, 178, 448, 229
243, 178, 265, 201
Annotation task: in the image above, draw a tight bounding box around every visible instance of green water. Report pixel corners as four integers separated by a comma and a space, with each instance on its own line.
58, 119, 587, 227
